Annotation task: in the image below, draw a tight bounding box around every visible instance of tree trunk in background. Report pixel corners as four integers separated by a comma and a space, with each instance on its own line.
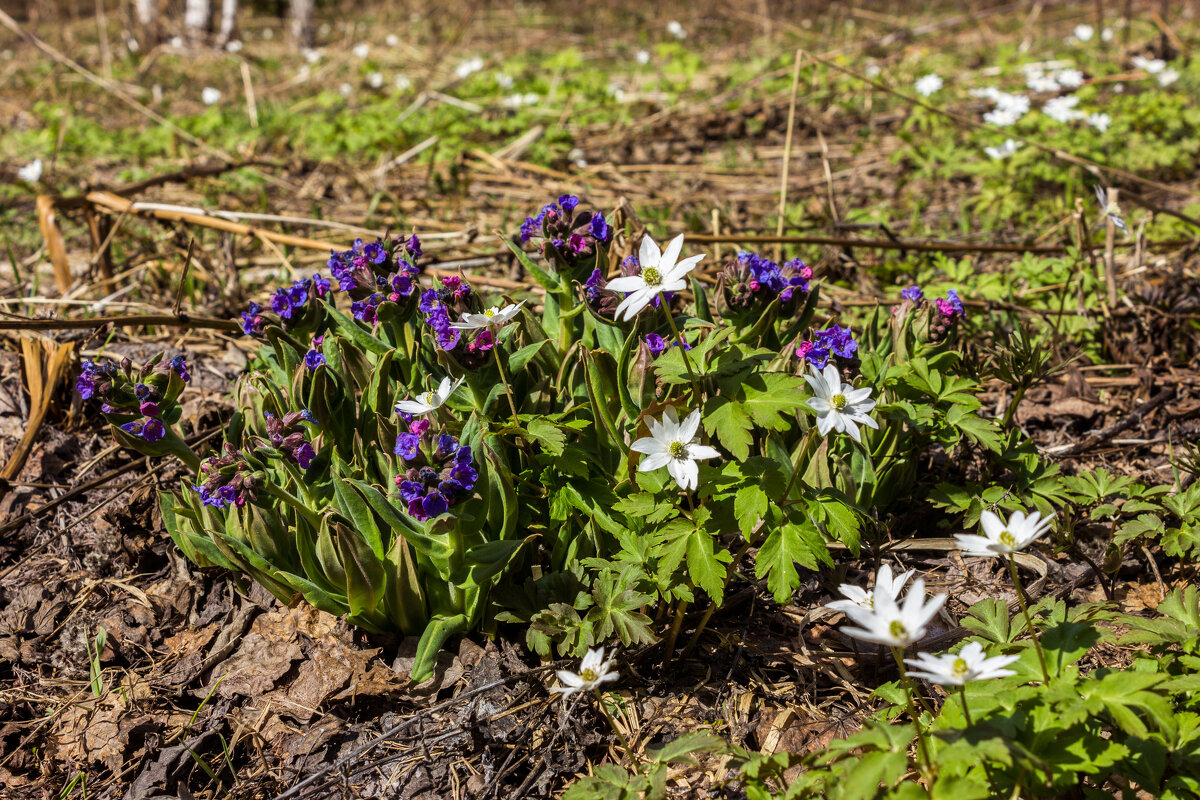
217, 0, 237, 47
184, 0, 210, 42
134, 0, 159, 45
289, 0, 314, 48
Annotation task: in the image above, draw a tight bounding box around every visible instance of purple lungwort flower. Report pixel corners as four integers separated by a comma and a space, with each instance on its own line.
392, 424, 478, 521
169, 355, 191, 382
305, 349, 326, 370
241, 301, 266, 336
559, 195, 580, 214
901, 285, 924, 302
589, 212, 610, 241
394, 432, 421, 461
645, 333, 668, 356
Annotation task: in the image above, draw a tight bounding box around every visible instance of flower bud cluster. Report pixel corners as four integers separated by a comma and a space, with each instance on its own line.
519, 195, 612, 271
895, 285, 967, 342
327, 235, 422, 302
393, 418, 478, 521
722, 251, 812, 312
193, 443, 258, 509
261, 410, 318, 469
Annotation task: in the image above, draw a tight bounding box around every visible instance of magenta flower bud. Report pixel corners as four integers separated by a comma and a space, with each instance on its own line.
140, 400, 160, 417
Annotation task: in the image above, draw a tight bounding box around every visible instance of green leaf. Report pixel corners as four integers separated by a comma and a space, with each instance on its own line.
335, 523, 386, 618
657, 519, 730, 603
734, 484, 769, 537
754, 521, 832, 603
703, 396, 753, 461
411, 613, 468, 684
526, 417, 567, 456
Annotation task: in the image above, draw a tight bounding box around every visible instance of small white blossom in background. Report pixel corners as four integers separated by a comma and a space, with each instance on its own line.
553, 647, 619, 698
970, 87, 1001, 101
1101, 27, 1114, 42
1043, 94, 1083, 123
495, 72, 514, 90
395, 375, 464, 415
296, 65, 312, 83
303, 48, 323, 64
914, 73, 943, 97
225, 39, 243, 53
128, 38, 140, 53
339, 82, 353, 96
1132, 55, 1166, 74
635, 49, 651, 65
906, 642, 1019, 686
501, 92, 539, 108
804, 364, 878, 442
955, 508, 1055, 557
607, 82, 627, 102
201, 87, 222, 105
666, 20, 687, 39
455, 56, 484, 78
352, 42, 370, 59
826, 564, 914, 616
1087, 112, 1111, 132
17, 158, 42, 183
1159, 68, 1180, 87
606, 233, 704, 321
450, 301, 526, 331
261, 28, 274, 40
385, 33, 400, 47
1054, 68, 1084, 88
864, 62, 881, 79
983, 93, 1029, 127
984, 139, 1022, 160
169, 35, 184, 48
839, 576, 947, 648
568, 147, 587, 168
630, 407, 720, 491
1072, 24, 1094, 42
394, 74, 412, 91
1024, 68, 1061, 93
366, 72, 384, 89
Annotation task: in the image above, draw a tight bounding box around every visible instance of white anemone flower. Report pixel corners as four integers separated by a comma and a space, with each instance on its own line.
455, 57, 484, 78
635, 49, 651, 65
914, 73, 943, 97
17, 158, 43, 183
983, 107, 1023, 127
449, 300, 526, 330
552, 647, 619, 698
630, 407, 719, 491
366, 72, 384, 89
1132, 55, 1166, 74
395, 375, 464, 415
954, 508, 1055, 557
201, 87, 222, 105
352, 42, 370, 59
1159, 68, 1180, 87
804, 363, 878, 442
394, 74, 412, 91
1087, 112, 1111, 132
666, 20, 687, 39
605, 234, 704, 321
906, 642, 1019, 686
840, 577, 947, 648
1072, 24, 1094, 42
984, 139, 1022, 160
826, 563, 915, 616
385, 33, 400, 47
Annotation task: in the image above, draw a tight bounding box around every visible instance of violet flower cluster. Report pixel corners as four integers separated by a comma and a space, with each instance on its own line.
419, 276, 495, 369
722, 251, 813, 312
76, 354, 190, 442
519, 195, 612, 271
393, 417, 478, 521
795, 324, 858, 370
193, 443, 257, 509
644, 333, 692, 357
897, 285, 967, 342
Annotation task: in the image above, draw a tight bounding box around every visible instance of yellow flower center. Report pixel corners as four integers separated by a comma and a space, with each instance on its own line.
889, 620, 908, 639
422, 391, 435, 404
484, 308, 497, 318
580, 667, 598, 682
999, 530, 1017, 547
642, 267, 662, 286
952, 657, 969, 678
669, 441, 687, 459
830, 393, 848, 411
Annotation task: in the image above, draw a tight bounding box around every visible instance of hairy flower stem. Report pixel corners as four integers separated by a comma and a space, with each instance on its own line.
999, 382, 1030, 431
492, 346, 520, 420
1008, 556, 1051, 683
663, 310, 702, 403
892, 648, 934, 781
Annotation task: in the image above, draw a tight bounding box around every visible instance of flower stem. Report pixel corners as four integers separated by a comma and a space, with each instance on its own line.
661, 599, 689, 669
491, 346, 520, 420
958, 685, 973, 726
1000, 382, 1029, 431
594, 691, 635, 764
892, 647, 933, 781
662, 309, 702, 403
1008, 555, 1051, 683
